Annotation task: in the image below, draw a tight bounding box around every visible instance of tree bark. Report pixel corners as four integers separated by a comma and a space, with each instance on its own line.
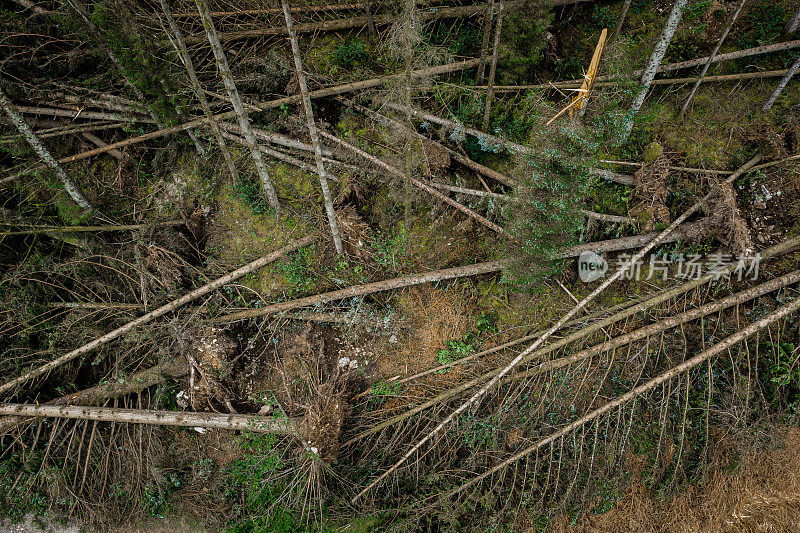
0, 86, 95, 212
610, 0, 632, 42
0, 357, 187, 433
482, 0, 504, 131
0, 403, 298, 434
281, 0, 344, 254
476, 0, 496, 83
81, 132, 125, 160
0, 235, 316, 396
158, 0, 239, 183
786, 7, 800, 35
14, 105, 152, 123
762, 54, 800, 111
213, 260, 503, 323
449, 293, 800, 498
194, 0, 280, 210
679, 0, 746, 119
621, 0, 688, 142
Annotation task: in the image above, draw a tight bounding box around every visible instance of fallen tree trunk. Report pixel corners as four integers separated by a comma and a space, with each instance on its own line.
0, 403, 298, 434
0, 357, 187, 433
449, 288, 800, 498
23, 58, 480, 171
0, 220, 183, 236
81, 132, 125, 160
345, 234, 800, 444
213, 260, 504, 323
15, 105, 153, 123
0, 235, 316, 396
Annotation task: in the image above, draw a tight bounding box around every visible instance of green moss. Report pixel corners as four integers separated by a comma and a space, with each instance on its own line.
642, 142, 663, 163
206, 183, 313, 295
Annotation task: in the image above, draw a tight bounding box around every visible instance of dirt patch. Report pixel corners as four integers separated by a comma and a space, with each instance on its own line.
629, 156, 671, 232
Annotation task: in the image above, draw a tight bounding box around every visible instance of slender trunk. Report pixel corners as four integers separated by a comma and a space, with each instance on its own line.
14, 105, 151, 123
0, 403, 298, 434
679, 0, 746, 119
0, 86, 94, 212
402, 0, 418, 227
620, 0, 688, 142
0, 236, 315, 395
364, 0, 377, 35
158, 0, 239, 183
194, 0, 280, 210
214, 260, 503, 323
482, 0, 504, 131
12, 0, 46, 14
610, 0, 632, 42
81, 132, 125, 160
281, 0, 343, 253
762, 54, 800, 111
476, 0, 496, 83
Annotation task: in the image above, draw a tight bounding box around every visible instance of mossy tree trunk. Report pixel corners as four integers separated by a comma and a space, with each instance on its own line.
157, 0, 239, 183
281, 0, 343, 254
194, 0, 280, 211
620, 0, 687, 143
0, 85, 95, 213
476, 0, 496, 83
482, 0, 504, 131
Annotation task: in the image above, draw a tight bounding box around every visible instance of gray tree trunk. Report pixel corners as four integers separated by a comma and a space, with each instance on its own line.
610, 0, 632, 42
762, 54, 800, 111
786, 7, 800, 35
194, 0, 280, 211
0, 85, 95, 212
679, 0, 746, 119
476, 0, 496, 83
281, 0, 343, 254
620, 0, 688, 142
158, 0, 239, 183
482, 0, 504, 131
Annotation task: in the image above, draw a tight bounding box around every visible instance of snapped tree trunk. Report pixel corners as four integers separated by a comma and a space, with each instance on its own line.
0, 85, 95, 212
476, 0, 496, 83
620, 0, 688, 143
194, 0, 280, 211
762, 54, 800, 111
679, 0, 746, 119
482, 0, 504, 131
158, 0, 239, 183
281, 0, 343, 254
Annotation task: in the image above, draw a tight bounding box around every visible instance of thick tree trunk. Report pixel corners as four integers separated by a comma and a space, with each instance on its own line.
476, 0, 496, 83
482, 0, 504, 131
158, 0, 239, 183
194, 0, 280, 210
281, 0, 343, 254
679, 0, 746, 119
0, 86, 95, 212
0, 403, 298, 434
0, 236, 315, 395
762, 55, 800, 111
620, 0, 688, 142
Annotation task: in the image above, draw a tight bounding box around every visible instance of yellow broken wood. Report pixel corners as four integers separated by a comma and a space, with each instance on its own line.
547, 28, 607, 125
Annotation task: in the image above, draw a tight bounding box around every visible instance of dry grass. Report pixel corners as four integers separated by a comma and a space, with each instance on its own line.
556, 427, 800, 533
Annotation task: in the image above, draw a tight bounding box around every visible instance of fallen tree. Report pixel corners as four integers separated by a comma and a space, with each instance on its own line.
0, 235, 316, 396
0, 403, 298, 434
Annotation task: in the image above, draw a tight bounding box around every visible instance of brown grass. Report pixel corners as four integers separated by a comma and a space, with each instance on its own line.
555, 427, 800, 533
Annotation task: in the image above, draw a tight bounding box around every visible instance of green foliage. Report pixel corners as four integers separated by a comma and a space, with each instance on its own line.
738, 0, 786, 47
428, 19, 481, 56
499, 0, 554, 83
274, 244, 318, 296
332, 38, 369, 68
369, 379, 402, 405
232, 175, 273, 215
368, 226, 411, 272
436, 312, 498, 371
591, 5, 615, 29
0, 451, 52, 522
683, 0, 710, 23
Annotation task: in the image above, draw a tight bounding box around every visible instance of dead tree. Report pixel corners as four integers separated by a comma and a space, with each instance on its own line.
679, 0, 746, 119
610, 0, 632, 42
0, 85, 95, 212
0, 403, 298, 434
786, 7, 800, 35
482, 0, 504, 131
158, 0, 239, 183
620, 0, 688, 142
281, 0, 343, 254
194, 0, 280, 211
762, 54, 800, 111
